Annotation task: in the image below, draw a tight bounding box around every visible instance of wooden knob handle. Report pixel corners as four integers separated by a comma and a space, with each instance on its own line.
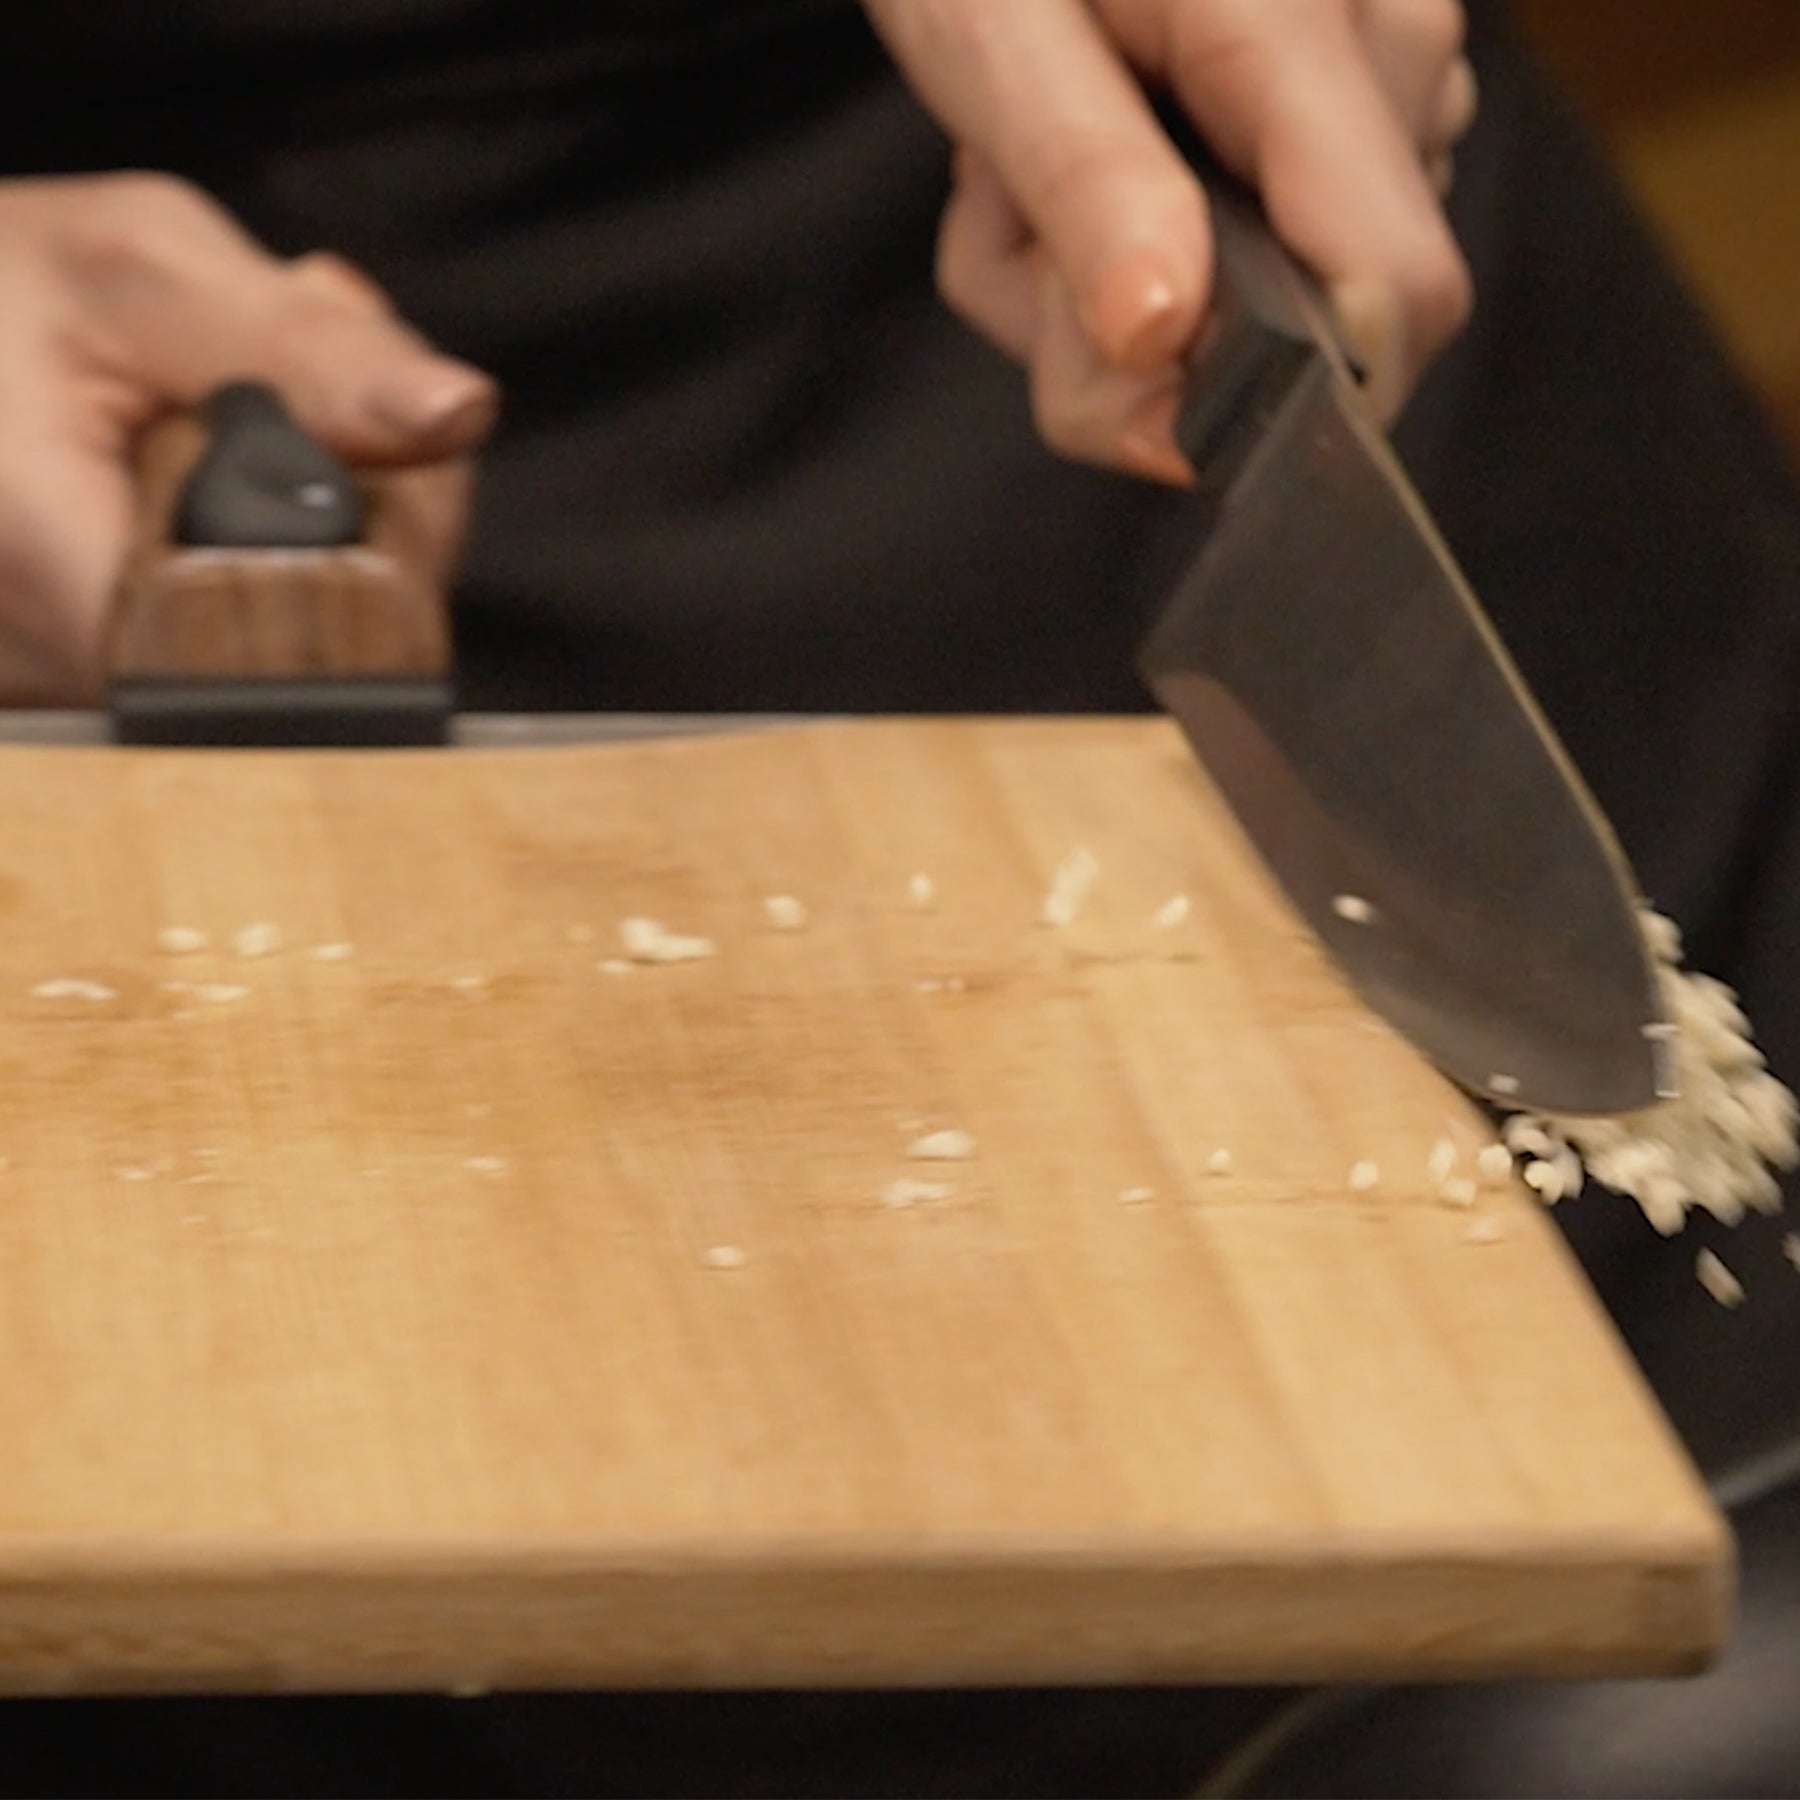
107, 388, 474, 745
111, 408, 467, 683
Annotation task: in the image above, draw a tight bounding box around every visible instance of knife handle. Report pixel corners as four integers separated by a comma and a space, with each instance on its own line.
108, 381, 468, 746
1164, 111, 1364, 485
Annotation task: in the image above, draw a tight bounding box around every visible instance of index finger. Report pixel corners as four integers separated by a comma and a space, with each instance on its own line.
865, 0, 1212, 374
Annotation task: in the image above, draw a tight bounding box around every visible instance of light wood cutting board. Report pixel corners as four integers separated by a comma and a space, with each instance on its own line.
0, 718, 1726, 1695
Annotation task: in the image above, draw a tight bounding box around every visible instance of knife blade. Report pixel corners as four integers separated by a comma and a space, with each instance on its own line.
1139, 158, 1673, 1117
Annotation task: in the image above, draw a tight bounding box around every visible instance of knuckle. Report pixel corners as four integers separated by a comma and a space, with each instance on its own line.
935, 199, 1042, 364
1167, 20, 1267, 113
83, 169, 213, 234
1291, 0, 1357, 31
1027, 368, 1092, 462
287, 248, 393, 319
1438, 57, 1479, 142
1024, 129, 1143, 234
53, 170, 217, 284
1408, 241, 1473, 349
1422, 0, 1468, 62
933, 214, 980, 322
1028, 133, 1112, 220
1383, 0, 1465, 66
1024, 130, 1208, 283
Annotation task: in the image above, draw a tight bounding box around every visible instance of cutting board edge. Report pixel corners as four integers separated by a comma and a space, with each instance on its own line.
0, 1533, 1729, 1695
0, 1512, 1730, 1573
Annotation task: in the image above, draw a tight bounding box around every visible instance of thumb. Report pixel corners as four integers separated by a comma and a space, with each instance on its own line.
868, 0, 1211, 375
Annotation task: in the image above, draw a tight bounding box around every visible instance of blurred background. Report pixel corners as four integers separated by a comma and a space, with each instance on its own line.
1514, 0, 1800, 463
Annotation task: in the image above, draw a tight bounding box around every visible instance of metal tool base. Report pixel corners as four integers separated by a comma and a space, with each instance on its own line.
110, 679, 453, 748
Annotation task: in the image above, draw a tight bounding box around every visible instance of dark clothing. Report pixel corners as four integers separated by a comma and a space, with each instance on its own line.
4, 2, 1800, 1794
1237, 1477, 1800, 1800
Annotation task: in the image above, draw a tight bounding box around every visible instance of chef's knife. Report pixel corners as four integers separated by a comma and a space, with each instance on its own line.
1140, 151, 1673, 1117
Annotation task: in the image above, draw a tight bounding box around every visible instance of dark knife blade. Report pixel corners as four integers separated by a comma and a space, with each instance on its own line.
1140, 166, 1672, 1117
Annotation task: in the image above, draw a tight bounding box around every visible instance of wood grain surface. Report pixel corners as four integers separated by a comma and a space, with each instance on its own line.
0, 719, 1727, 1695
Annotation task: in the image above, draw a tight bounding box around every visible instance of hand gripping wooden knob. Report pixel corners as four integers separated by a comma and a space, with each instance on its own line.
108, 381, 473, 747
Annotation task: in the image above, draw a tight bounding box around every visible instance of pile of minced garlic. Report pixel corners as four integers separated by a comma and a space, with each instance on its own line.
1494, 907, 1798, 1237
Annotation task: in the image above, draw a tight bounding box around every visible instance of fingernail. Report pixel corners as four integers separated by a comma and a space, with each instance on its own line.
1120, 391, 1195, 488
1120, 434, 1196, 488
1088, 246, 1185, 374
367, 362, 500, 452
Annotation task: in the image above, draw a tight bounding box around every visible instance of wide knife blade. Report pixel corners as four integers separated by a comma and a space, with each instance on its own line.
1140, 170, 1672, 1118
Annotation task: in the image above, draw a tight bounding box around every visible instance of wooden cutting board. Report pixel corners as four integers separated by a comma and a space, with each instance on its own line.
0, 717, 1726, 1695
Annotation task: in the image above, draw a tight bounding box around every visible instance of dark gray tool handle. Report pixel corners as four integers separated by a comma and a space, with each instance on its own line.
1170, 127, 1362, 483
174, 381, 367, 550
